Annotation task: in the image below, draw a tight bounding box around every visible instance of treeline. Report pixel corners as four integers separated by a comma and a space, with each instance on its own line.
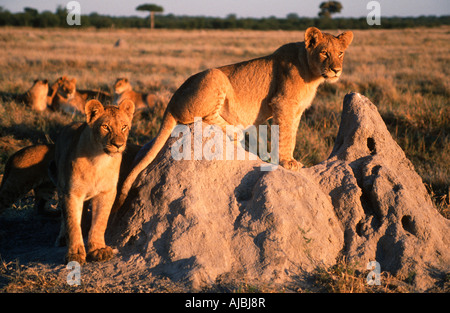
0, 6, 449, 30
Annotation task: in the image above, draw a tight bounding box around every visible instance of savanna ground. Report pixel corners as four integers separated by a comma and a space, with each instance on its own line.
0, 26, 449, 293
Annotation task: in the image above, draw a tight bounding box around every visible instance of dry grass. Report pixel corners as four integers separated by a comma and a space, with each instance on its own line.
312, 259, 415, 293
0, 258, 64, 293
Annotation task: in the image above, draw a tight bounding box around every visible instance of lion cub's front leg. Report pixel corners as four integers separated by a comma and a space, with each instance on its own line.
61, 193, 87, 264
273, 105, 304, 171
86, 189, 116, 262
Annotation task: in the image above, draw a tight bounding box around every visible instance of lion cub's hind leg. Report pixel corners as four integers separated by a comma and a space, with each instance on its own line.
185, 69, 239, 140
203, 113, 234, 138
169, 69, 234, 123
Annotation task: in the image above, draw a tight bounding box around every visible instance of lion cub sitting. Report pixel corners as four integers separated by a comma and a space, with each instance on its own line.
113, 78, 157, 110
13, 79, 49, 111
25, 79, 49, 111
53, 99, 134, 264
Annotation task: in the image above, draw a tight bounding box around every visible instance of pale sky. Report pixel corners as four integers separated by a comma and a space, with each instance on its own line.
0, 0, 449, 18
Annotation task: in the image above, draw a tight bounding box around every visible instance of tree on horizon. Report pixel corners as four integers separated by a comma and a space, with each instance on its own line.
318, 1, 343, 19
136, 3, 163, 29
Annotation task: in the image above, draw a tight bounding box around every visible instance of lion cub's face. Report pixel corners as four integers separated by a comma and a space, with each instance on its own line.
55, 76, 77, 98
304, 27, 353, 83
85, 99, 135, 155
114, 78, 132, 94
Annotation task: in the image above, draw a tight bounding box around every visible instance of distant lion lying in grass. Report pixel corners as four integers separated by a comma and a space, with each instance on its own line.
3, 79, 50, 111
24, 79, 49, 112
113, 78, 157, 111
49, 76, 112, 114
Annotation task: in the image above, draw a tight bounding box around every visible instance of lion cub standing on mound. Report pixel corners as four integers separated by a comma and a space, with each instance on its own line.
54, 99, 134, 264
116, 27, 353, 208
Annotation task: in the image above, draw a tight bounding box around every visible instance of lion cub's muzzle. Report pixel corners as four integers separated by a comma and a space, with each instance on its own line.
104, 137, 126, 155
322, 66, 342, 79
58, 90, 75, 99
322, 67, 342, 82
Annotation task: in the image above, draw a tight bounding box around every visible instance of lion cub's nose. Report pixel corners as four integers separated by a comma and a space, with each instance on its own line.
331, 67, 342, 76
111, 139, 125, 149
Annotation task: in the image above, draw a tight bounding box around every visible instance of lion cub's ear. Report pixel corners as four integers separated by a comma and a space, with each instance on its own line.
305, 27, 323, 49
85, 100, 104, 124
337, 31, 354, 50
118, 99, 135, 120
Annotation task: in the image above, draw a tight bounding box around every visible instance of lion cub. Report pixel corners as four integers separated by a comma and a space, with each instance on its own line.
113, 78, 157, 110
13, 79, 49, 111
116, 27, 353, 208
49, 76, 112, 114
54, 99, 134, 264
25, 79, 49, 111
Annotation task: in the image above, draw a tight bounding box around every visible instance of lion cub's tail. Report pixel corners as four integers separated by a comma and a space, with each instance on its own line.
114, 111, 177, 210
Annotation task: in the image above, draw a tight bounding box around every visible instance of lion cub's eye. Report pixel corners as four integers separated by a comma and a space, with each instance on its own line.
101, 125, 109, 132
321, 50, 328, 57
121, 125, 128, 132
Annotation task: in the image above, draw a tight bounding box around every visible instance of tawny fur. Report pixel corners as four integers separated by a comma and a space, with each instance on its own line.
113, 78, 157, 110
0, 144, 55, 215
54, 99, 134, 264
116, 27, 353, 209
0, 142, 142, 218
15, 79, 49, 111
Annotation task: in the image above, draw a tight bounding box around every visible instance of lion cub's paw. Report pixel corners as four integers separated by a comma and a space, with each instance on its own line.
65, 244, 87, 264
65, 252, 86, 265
280, 159, 303, 171
87, 246, 114, 262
